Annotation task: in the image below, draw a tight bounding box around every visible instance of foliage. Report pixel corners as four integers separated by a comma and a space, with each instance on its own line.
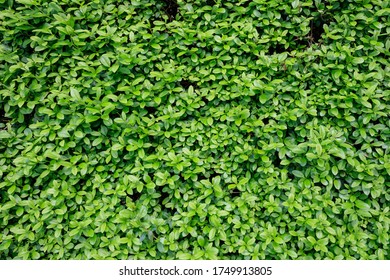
0, 0, 389, 260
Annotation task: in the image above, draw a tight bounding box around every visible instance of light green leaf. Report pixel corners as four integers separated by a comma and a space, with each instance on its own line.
100, 55, 111, 67
292, 0, 300, 8
355, 200, 370, 210
352, 57, 364, 64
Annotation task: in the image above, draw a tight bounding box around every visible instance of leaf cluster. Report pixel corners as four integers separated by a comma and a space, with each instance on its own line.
0, 0, 389, 260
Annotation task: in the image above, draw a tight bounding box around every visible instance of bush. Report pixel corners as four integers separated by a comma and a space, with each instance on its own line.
0, 0, 389, 260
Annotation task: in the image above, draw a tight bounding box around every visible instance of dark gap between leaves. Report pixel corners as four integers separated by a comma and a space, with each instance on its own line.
272, 154, 281, 169
158, 187, 176, 215
179, 79, 197, 89
161, 0, 179, 22
128, 191, 142, 202
268, 43, 287, 54
206, 0, 216, 7
230, 188, 241, 198
144, 106, 157, 115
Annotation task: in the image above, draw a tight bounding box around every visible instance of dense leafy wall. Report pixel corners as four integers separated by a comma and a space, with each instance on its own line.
0, 0, 389, 259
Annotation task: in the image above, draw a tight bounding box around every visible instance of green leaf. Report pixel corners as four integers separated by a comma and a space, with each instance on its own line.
205, 246, 219, 259
307, 236, 316, 245
0, 240, 12, 250
177, 252, 192, 259
112, 143, 123, 151
241, 109, 250, 119
0, 131, 12, 139
292, 170, 304, 178
292, 0, 300, 9
315, 144, 322, 155
74, 131, 84, 138
92, 137, 103, 146
16, 0, 37, 5
287, 250, 298, 258
351, 57, 364, 65
100, 55, 111, 67
58, 129, 70, 138
274, 236, 284, 244
355, 200, 370, 210
260, 94, 271, 104
10, 228, 26, 235
209, 228, 216, 240
197, 235, 206, 247
325, 227, 336, 235
85, 115, 100, 123
303, 179, 311, 188
334, 179, 341, 190
329, 148, 346, 159
70, 87, 81, 100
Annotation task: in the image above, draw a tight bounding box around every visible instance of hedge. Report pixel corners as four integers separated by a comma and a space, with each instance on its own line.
0, 0, 389, 260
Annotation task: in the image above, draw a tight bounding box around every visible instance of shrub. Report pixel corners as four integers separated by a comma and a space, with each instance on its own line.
0, 0, 389, 260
